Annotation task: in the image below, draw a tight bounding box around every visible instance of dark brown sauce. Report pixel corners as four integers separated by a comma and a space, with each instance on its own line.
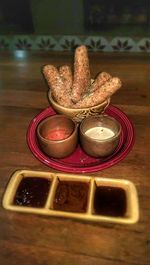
14, 177, 51, 207
94, 186, 127, 217
53, 181, 89, 213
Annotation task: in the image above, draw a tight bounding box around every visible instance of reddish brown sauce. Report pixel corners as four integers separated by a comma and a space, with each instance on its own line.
53, 181, 89, 213
43, 129, 71, 141
94, 186, 127, 217
14, 177, 51, 207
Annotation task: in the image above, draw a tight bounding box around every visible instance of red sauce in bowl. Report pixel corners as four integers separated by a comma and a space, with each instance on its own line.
44, 129, 71, 141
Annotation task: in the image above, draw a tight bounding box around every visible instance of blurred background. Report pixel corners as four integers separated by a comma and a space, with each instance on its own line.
0, 0, 150, 51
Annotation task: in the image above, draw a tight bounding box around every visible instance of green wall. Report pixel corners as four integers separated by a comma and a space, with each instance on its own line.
31, 0, 84, 34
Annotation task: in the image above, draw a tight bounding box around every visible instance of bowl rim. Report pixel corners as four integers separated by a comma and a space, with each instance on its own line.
79, 114, 121, 143
48, 90, 110, 111
37, 114, 78, 144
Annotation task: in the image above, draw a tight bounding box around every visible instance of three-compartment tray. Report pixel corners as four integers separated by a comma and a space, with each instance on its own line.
2, 170, 139, 224
27, 105, 135, 173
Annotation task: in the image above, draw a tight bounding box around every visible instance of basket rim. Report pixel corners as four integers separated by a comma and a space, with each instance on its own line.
48, 90, 110, 111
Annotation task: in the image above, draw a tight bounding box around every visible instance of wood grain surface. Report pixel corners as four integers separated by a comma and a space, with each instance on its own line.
0, 51, 150, 265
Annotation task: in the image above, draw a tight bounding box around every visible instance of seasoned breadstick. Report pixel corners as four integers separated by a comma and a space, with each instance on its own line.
90, 72, 112, 92
43, 64, 62, 100
59, 65, 72, 94
43, 65, 73, 107
74, 77, 122, 108
71, 45, 91, 103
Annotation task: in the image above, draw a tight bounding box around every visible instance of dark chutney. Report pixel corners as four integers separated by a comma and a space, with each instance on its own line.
13, 177, 51, 207
53, 181, 89, 213
94, 186, 127, 217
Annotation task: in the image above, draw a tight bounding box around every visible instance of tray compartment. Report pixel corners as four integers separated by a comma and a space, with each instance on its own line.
49, 174, 91, 214
3, 170, 53, 213
90, 178, 139, 224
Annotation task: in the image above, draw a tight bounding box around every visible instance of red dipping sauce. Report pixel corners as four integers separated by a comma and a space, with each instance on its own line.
44, 129, 71, 141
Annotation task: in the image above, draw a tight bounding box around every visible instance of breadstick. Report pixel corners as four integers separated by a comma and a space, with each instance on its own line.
90, 72, 112, 92
43, 65, 73, 107
71, 45, 91, 103
74, 77, 122, 108
59, 65, 72, 94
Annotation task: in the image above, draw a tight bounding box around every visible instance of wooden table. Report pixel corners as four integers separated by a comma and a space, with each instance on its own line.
0, 51, 150, 265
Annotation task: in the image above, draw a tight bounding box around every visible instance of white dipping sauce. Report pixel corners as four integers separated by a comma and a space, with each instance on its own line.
85, 127, 115, 140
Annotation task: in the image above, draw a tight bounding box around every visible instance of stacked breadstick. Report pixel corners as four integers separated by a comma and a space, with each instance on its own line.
43, 45, 122, 108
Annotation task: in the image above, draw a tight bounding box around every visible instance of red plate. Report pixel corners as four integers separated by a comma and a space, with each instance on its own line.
27, 105, 134, 173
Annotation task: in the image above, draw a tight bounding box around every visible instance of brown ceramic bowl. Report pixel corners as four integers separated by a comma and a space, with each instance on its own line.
80, 115, 121, 158
48, 90, 110, 123
37, 115, 78, 158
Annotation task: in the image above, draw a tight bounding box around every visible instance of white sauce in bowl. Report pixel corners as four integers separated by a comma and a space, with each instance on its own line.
85, 127, 115, 140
